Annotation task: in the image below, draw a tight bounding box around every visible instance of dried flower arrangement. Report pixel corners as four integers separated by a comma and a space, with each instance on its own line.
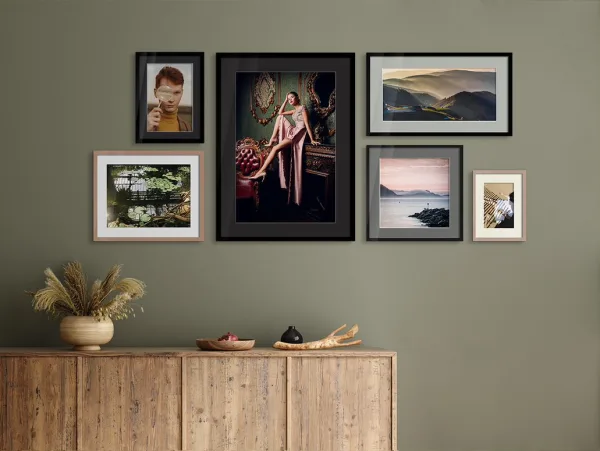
26, 261, 146, 321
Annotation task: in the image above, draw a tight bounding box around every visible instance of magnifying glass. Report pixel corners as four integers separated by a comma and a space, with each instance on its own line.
155, 85, 174, 110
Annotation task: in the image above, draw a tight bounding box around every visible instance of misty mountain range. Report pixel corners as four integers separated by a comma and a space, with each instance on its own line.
381, 185, 448, 198
383, 69, 497, 121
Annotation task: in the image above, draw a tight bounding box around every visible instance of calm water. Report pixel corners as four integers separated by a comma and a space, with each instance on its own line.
380, 197, 449, 228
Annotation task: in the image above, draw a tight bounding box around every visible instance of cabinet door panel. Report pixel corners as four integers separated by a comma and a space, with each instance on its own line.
0, 357, 77, 451
186, 357, 286, 451
81, 356, 181, 451
291, 357, 393, 451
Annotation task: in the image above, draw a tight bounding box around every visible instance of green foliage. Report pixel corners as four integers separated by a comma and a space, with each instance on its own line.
146, 176, 179, 193
126, 207, 152, 225
108, 164, 191, 228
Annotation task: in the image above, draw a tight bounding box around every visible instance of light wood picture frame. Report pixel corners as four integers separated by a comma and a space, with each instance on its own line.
94, 151, 204, 242
473, 169, 526, 242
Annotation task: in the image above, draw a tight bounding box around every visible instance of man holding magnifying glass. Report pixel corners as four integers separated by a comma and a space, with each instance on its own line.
147, 66, 191, 132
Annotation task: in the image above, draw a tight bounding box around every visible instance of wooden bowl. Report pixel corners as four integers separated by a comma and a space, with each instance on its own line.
196, 338, 256, 351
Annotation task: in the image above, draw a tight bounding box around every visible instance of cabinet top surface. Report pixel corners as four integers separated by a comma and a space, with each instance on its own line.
0, 346, 396, 357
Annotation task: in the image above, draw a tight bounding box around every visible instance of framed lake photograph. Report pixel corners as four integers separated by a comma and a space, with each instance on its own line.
367, 145, 463, 241
217, 52, 355, 241
94, 151, 204, 241
136, 52, 204, 143
473, 170, 526, 242
367, 53, 512, 136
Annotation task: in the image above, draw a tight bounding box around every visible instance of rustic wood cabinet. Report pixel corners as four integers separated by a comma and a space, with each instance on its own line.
0, 347, 396, 451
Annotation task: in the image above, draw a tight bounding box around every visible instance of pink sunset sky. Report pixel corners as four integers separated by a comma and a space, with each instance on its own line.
380, 158, 449, 193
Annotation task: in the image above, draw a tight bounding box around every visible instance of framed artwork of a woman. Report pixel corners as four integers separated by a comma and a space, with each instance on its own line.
217, 53, 355, 241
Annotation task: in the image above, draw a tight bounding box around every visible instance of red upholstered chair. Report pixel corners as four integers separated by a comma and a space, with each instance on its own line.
236, 137, 264, 207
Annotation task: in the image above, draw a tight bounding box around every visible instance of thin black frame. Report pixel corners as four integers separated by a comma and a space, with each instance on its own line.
135, 52, 204, 143
366, 52, 513, 136
367, 145, 464, 241
217, 52, 355, 241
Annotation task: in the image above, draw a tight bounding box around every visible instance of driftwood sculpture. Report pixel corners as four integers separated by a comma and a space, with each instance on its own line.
273, 324, 362, 350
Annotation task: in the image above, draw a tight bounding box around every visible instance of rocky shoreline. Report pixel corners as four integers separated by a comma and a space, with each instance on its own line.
409, 208, 450, 227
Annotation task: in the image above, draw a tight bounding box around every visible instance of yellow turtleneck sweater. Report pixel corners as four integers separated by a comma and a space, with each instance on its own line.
157, 110, 179, 132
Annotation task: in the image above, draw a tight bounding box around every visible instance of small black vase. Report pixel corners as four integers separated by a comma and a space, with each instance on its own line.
281, 326, 303, 344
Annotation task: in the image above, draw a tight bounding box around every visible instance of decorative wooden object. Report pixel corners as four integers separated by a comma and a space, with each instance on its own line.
0, 347, 396, 451
195, 338, 256, 351
273, 324, 362, 350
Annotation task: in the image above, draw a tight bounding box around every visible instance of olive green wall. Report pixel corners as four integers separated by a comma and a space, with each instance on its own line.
1, 1, 600, 450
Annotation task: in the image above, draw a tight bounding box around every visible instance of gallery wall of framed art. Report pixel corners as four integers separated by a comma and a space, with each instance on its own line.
91, 49, 523, 244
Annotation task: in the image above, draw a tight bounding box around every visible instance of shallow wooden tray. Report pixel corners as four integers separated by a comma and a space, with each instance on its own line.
196, 338, 256, 351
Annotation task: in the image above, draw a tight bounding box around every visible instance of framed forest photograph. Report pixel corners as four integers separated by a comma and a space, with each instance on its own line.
367, 52, 512, 136
473, 170, 526, 241
136, 52, 204, 143
94, 151, 204, 241
367, 145, 463, 241
217, 52, 355, 241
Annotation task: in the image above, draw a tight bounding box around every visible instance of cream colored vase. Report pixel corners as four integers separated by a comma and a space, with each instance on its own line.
60, 316, 114, 351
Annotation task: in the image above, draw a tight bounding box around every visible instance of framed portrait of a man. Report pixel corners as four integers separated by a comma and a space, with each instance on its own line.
136, 52, 204, 143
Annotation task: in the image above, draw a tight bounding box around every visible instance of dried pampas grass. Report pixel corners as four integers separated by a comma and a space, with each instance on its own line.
26, 262, 146, 321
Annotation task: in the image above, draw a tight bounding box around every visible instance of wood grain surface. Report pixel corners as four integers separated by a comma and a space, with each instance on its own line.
81, 356, 181, 450
0, 349, 397, 451
0, 356, 77, 451
0, 346, 395, 358
290, 357, 393, 451
186, 356, 287, 451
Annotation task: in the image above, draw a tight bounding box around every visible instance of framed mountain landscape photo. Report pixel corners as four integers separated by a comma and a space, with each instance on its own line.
367, 53, 512, 136
367, 145, 463, 241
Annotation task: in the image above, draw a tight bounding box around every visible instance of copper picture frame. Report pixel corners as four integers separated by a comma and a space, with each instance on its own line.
94, 151, 204, 242
473, 169, 526, 242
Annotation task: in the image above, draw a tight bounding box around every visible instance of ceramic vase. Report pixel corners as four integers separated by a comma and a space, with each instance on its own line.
59, 316, 114, 351
280, 326, 303, 344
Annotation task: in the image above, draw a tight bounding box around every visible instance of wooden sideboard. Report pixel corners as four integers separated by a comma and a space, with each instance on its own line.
0, 347, 397, 451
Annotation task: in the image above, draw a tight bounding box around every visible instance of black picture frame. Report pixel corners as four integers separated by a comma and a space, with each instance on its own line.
366, 52, 513, 136
136, 52, 204, 143
217, 52, 355, 241
367, 145, 464, 241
